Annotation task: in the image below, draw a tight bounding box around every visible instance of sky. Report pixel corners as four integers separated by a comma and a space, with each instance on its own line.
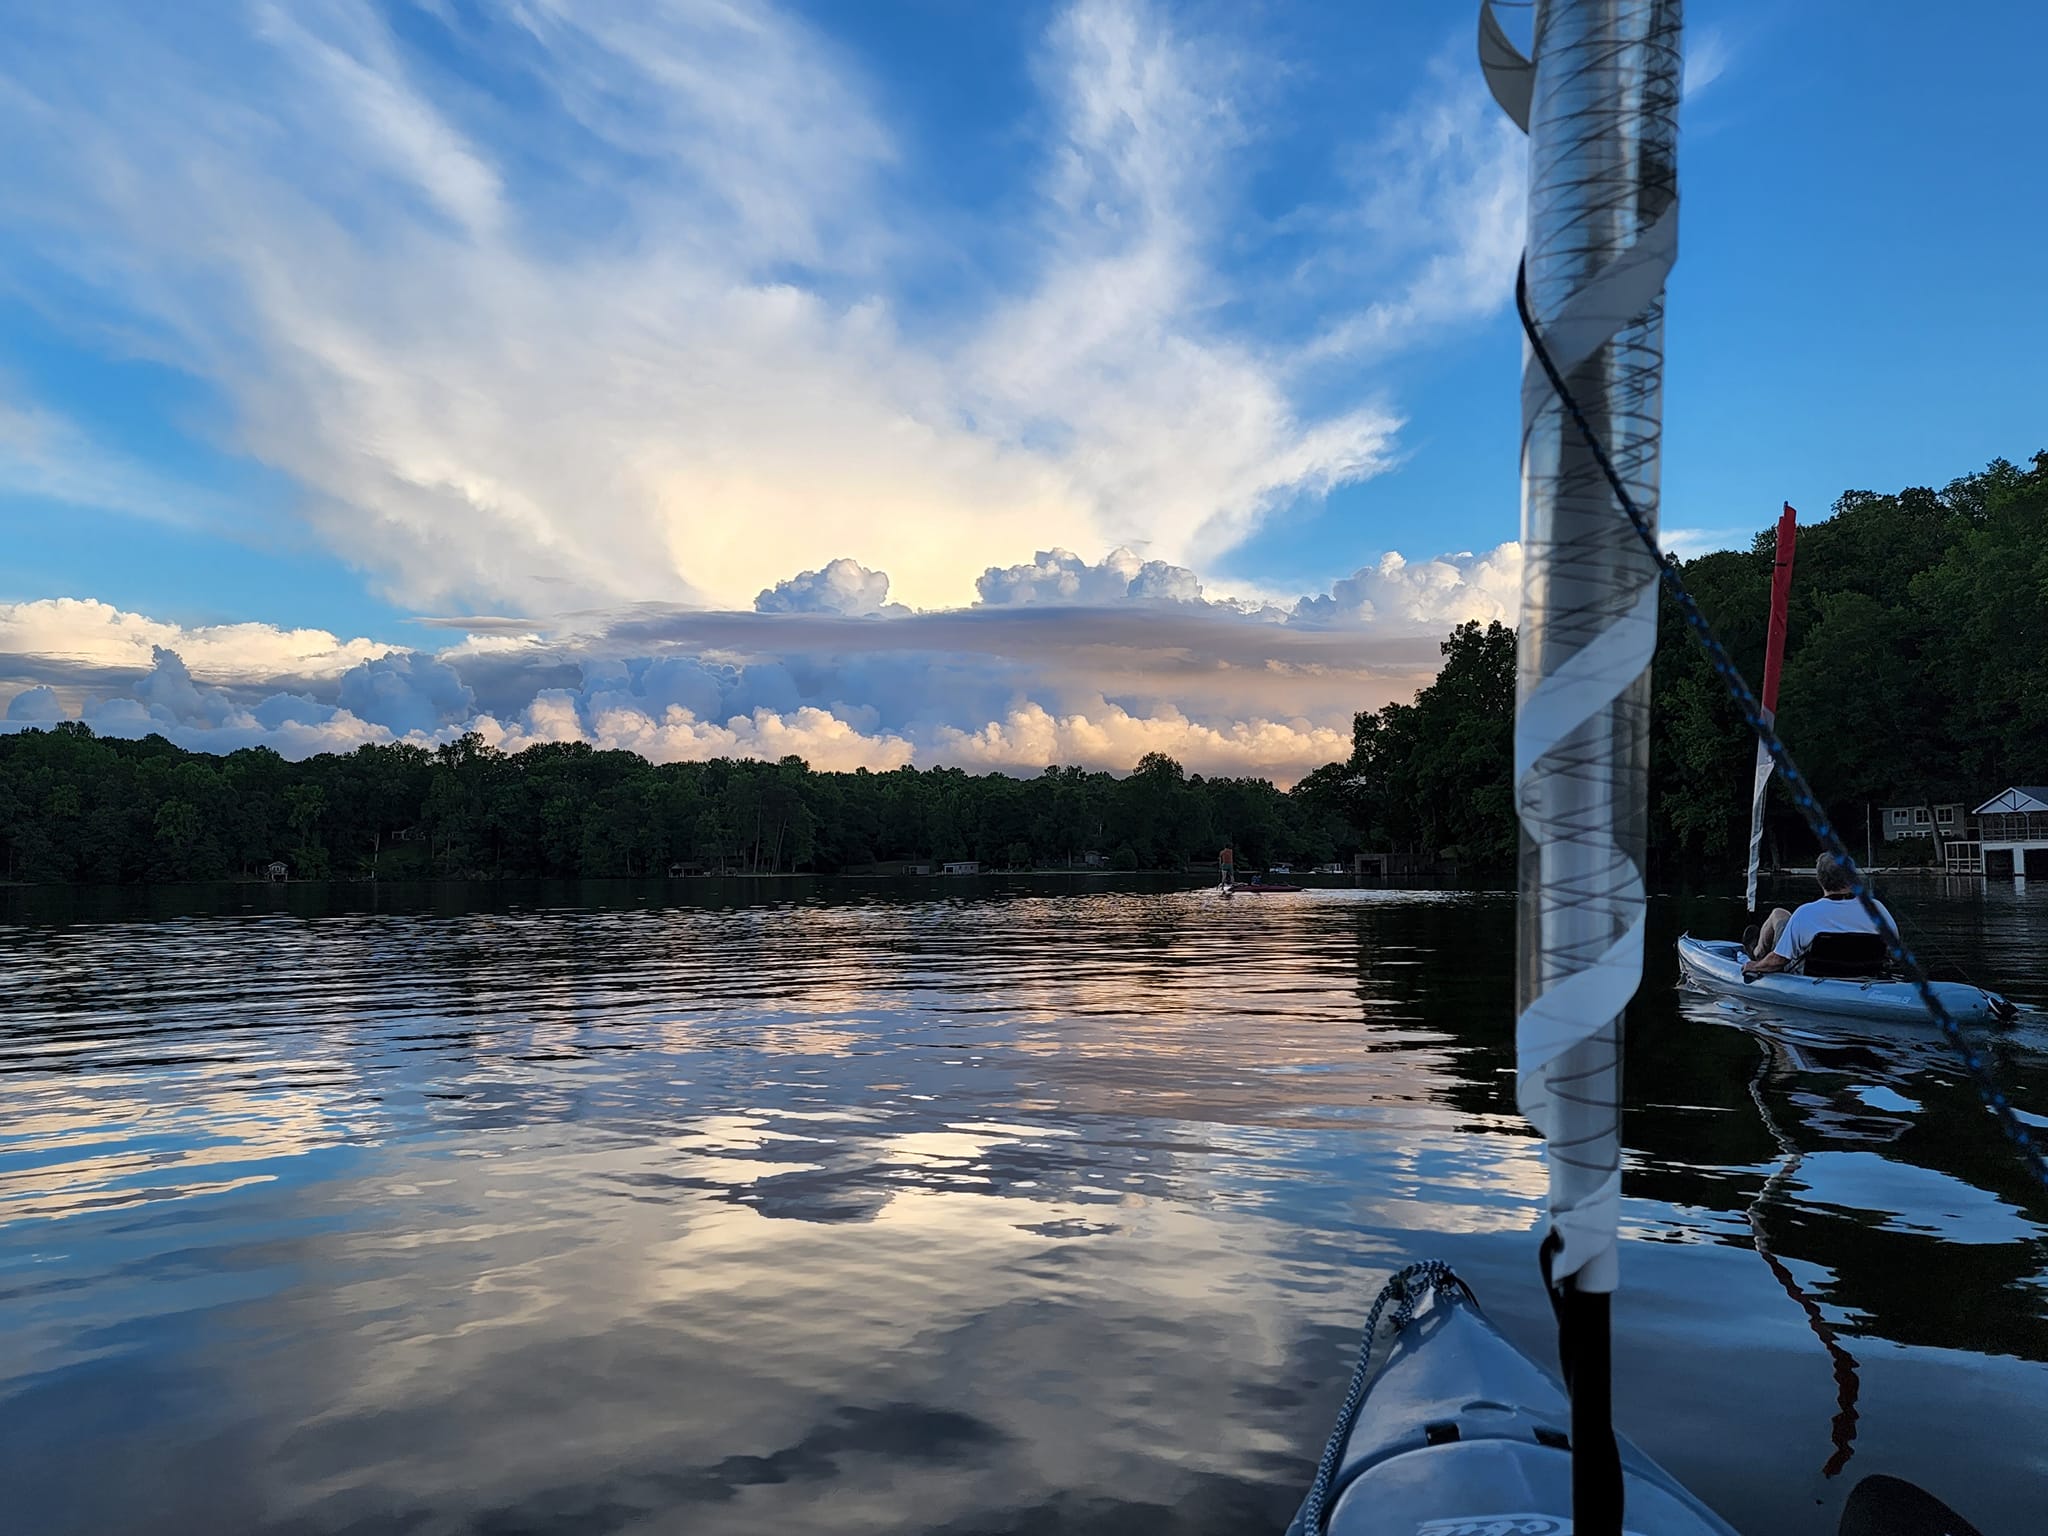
2, 0, 2043, 783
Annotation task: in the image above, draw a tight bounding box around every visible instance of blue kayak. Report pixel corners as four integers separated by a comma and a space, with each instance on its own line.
1676, 935, 2011, 1026
1291, 1270, 1736, 1536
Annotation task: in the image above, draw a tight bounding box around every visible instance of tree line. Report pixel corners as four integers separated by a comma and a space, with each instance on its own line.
0, 727, 1354, 883
4, 452, 2041, 884
1297, 452, 2048, 873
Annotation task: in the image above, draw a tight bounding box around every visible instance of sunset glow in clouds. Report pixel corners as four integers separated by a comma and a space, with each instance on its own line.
11, 0, 1965, 781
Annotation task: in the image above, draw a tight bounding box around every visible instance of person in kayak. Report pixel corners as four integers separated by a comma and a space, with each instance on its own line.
1743, 852, 1896, 976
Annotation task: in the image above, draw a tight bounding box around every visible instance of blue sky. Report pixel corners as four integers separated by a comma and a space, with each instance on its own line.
1, 0, 2042, 777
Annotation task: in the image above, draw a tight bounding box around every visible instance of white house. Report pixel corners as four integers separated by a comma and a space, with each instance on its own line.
1972, 787, 2048, 877
942, 860, 981, 876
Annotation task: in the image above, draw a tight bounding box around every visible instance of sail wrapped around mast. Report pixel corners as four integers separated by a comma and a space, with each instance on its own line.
1485, 0, 1683, 1295
1745, 504, 1800, 910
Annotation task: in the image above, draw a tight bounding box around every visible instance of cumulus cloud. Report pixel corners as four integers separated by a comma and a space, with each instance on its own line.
968, 540, 1521, 634
1291, 544, 1521, 628
0, 525, 1523, 785
484, 699, 915, 775
4, 685, 62, 722
932, 701, 1352, 783
131, 646, 235, 727
975, 547, 1206, 608
0, 3, 1516, 613
335, 651, 476, 736
251, 693, 340, 730
0, 598, 386, 682
754, 559, 907, 618
13, 644, 395, 757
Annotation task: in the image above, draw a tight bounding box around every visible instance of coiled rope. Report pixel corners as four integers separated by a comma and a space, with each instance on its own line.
1515, 261, 2047, 1191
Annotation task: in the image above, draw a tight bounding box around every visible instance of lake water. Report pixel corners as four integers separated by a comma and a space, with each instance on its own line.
3, 877, 2045, 1536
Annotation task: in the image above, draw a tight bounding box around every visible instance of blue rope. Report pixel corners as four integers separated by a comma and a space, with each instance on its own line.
1294, 1259, 1465, 1534
1514, 261, 2046, 1191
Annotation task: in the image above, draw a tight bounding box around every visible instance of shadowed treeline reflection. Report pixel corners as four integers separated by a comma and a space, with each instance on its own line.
1, 876, 2044, 1535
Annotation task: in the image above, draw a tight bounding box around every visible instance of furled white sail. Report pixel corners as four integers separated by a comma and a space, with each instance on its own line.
1745, 504, 1800, 911
1744, 736, 1776, 911
1487, 0, 1684, 1294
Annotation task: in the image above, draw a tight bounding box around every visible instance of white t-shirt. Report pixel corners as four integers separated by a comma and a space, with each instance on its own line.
1773, 894, 1896, 966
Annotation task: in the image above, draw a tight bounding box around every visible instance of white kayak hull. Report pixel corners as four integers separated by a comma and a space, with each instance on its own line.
1293, 1279, 1736, 1536
1676, 934, 2010, 1026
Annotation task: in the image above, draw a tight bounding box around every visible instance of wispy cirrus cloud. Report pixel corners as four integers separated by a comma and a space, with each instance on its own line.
0, 1, 1517, 616
1297, 53, 1527, 365
0, 401, 218, 528
1683, 27, 1734, 99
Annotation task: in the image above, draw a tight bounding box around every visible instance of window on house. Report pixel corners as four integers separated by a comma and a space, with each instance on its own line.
1938, 807, 1956, 823
1914, 808, 1930, 824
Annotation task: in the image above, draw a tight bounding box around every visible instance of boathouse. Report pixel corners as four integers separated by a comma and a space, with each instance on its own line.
1971, 786, 2048, 877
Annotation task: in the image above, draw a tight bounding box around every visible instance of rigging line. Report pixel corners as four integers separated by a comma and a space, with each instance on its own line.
1514, 259, 2047, 1192
1883, 901, 2013, 1010
1744, 1036, 1859, 1478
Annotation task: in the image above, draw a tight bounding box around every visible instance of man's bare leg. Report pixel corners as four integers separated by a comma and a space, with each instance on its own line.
1751, 907, 1792, 959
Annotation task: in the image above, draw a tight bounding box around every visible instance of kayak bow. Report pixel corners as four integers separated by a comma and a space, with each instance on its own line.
1290, 1265, 1737, 1536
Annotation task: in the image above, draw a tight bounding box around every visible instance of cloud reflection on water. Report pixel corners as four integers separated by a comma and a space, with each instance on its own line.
1, 881, 2045, 1535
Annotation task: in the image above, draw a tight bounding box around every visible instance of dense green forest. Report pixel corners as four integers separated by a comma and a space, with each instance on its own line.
0, 728, 1347, 883
3, 452, 2042, 885
1647, 451, 2048, 862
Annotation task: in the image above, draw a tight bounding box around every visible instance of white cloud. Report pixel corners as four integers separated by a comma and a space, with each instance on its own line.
0, 644, 399, 756
1292, 543, 1522, 628
335, 651, 476, 735
0, 2, 1515, 615
489, 700, 917, 775
1662, 526, 1746, 561
131, 646, 236, 726
1300, 54, 1526, 364
0, 598, 388, 681
957, 0, 1403, 568
0, 401, 216, 527
931, 701, 1351, 785
4, 684, 62, 722
975, 547, 1205, 608
2, 510, 1528, 783
1683, 28, 1733, 99
754, 559, 906, 618
969, 539, 1522, 633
